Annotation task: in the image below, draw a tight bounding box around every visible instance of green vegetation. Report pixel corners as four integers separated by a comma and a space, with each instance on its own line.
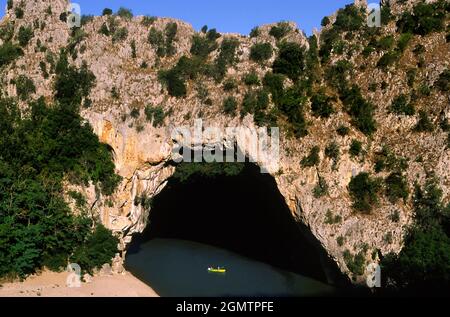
249, 27, 260, 38
223, 96, 237, 115
324, 210, 342, 225
337, 125, 350, 136
390, 94, 415, 116
144, 104, 166, 127
348, 172, 382, 213
435, 69, 449, 92
142, 16, 157, 27
102, 8, 113, 16
15, 7, 24, 19
269, 22, 292, 40
250, 43, 273, 63
272, 42, 305, 82
117, 7, 133, 20
385, 172, 409, 204
314, 177, 329, 198
243, 71, 260, 86
343, 250, 366, 276
381, 177, 450, 293
301, 146, 320, 168
14, 75, 35, 101
173, 162, 245, 183
340, 85, 376, 135
54, 51, 96, 106
0, 91, 120, 279
325, 141, 340, 168
18, 25, 33, 47
349, 139, 362, 157
223, 78, 237, 91
0, 42, 23, 67
337, 236, 345, 247
211, 37, 240, 82
112, 27, 128, 43
413, 110, 434, 133
374, 145, 408, 173
310, 91, 335, 118
7, 0, 13, 10
396, 1, 447, 36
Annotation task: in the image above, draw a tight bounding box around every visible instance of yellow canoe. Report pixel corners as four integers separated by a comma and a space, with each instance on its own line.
208, 267, 226, 273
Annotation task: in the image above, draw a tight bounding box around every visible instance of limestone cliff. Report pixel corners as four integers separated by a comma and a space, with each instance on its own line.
1, 0, 448, 283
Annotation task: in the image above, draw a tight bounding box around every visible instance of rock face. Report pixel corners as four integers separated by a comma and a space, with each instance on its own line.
1, 0, 449, 283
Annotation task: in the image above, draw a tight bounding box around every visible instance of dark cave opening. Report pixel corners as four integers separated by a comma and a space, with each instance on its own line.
127, 161, 346, 285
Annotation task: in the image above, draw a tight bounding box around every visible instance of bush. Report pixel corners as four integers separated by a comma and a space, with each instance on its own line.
54, 51, 96, 105
324, 210, 342, 224
18, 25, 33, 47
102, 8, 113, 16
249, 27, 260, 38
377, 51, 400, 69
337, 125, 350, 136
15, 7, 24, 19
344, 250, 366, 276
301, 146, 320, 167
112, 27, 128, 43
7, 0, 13, 10
223, 96, 237, 115
190, 34, 218, 58
117, 7, 133, 20
333, 5, 365, 32
374, 145, 408, 173
397, 33, 413, 53
348, 172, 381, 213
349, 139, 362, 157
250, 43, 273, 63
99, 23, 110, 36
0, 42, 23, 67
321, 16, 330, 27
70, 224, 119, 274
269, 22, 292, 40
413, 110, 434, 133
142, 16, 157, 27
340, 85, 376, 136
130, 108, 140, 119
310, 91, 335, 118
385, 172, 409, 204
15, 75, 35, 101
145, 104, 166, 127
381, 178, 450, 292
243, 71, 260, 86
263, 72, 285, 104
211, 38, 240, 82
390, 94, 415, 116
325, 141, 340, 164
272, 42, 305, 81
435, 69, 450, 92
223, 78, 237, 91
158, 69, 186, 98
396, 1, 446, 36
314, 177, 329, 198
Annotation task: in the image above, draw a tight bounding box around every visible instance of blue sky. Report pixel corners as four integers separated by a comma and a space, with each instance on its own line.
0, 0, 354, 35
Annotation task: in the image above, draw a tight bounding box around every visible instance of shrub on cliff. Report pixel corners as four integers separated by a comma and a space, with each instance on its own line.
340, 85, 376, 136
310, 91, 335, 118
301, 146, 320, 168
385, 172, 409, 204
145, 104, 166, 127
348, 172, 382, 213
269, 22, 292, 40
18, 25, 33, 47
390, 94, 415, 116
381, 178, 450, 293
0, 42, 23, 67
273, 42, 305, 82
117, 7, 133, 20
223, 96, 237, 115
14, 75, 35, 101
250, 43, 273, 63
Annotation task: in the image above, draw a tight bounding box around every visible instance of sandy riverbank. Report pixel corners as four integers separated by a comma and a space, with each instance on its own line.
0, 270, 159, 297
